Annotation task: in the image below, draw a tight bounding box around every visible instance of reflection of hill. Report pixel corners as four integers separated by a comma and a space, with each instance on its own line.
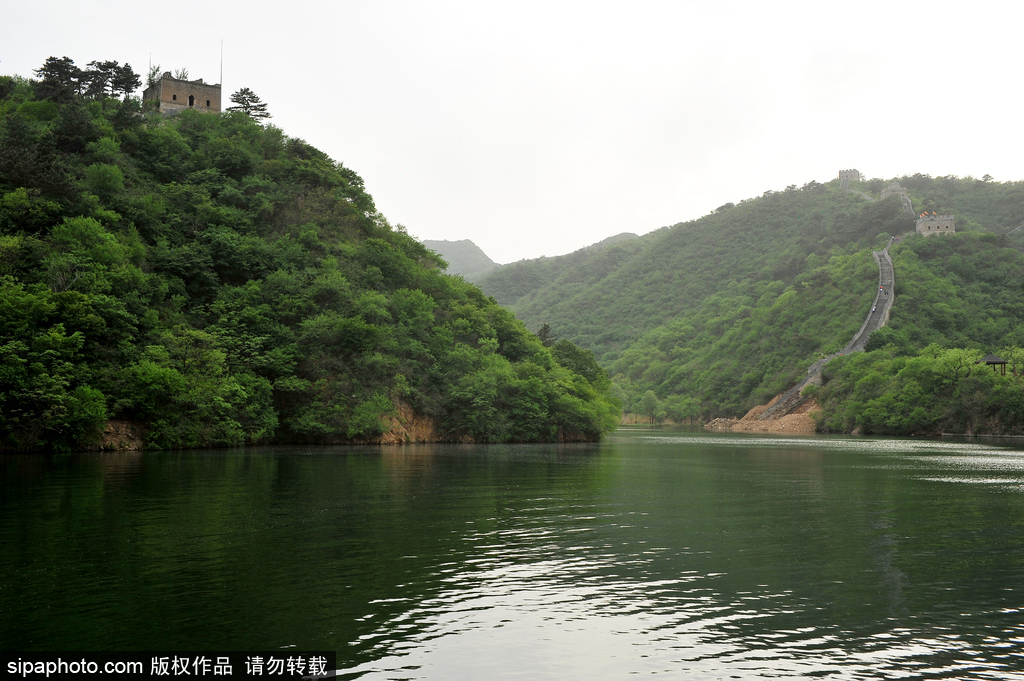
0, 444, 612, 652
3, 436, 1020, 676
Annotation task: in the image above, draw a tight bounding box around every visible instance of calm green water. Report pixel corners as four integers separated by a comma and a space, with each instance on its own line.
2, 428, 1024, 679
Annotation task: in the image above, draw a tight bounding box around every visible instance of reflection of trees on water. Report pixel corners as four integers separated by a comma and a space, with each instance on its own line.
869, 511, 909, 618
2, 437, 1022, 677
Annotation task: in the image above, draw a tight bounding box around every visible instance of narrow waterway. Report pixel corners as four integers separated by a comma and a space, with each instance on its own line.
2, 429, 1023, 679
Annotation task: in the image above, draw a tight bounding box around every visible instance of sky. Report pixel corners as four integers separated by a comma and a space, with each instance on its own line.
3, 1, 1022, 263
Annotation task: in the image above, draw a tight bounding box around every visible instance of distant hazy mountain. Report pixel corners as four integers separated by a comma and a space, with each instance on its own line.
422, 239, 500, 282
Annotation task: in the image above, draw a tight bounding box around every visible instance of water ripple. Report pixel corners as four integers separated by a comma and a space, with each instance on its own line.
341, 511, 1024, 680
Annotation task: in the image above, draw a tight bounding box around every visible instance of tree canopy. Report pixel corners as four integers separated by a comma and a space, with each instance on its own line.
33, 56, 141, 103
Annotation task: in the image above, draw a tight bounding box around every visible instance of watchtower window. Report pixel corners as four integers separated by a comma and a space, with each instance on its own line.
172, 94, 177, 100
189, 95, 195, 107
206, 100, 210, 107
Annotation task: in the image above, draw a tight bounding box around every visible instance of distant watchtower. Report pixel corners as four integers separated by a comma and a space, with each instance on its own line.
882, 181, 916, 216
880, 182, 907, 200
916, 211, 955, 237
143, 72, 221, 115
838, 169, 861, 190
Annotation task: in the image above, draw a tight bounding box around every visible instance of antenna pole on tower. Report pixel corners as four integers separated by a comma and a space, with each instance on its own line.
220, 40, 223, 87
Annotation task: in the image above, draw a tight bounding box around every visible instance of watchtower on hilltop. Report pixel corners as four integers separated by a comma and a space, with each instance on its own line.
916, 211, 955, 237
143, 72, 221, 115
838, 169, 861, 189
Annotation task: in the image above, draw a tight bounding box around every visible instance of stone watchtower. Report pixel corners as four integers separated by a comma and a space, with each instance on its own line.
838, 169, 861, 190
880, 182, 908, 200
143, 72, 221, 115
916, 211, 955, 237
882, 181, 916, 216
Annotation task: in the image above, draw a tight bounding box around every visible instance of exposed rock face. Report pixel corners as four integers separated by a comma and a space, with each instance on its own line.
97, 420, 148, 450
378, 400, 443, 444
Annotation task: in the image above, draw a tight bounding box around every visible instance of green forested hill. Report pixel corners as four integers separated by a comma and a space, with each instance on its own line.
479, 178, 1024, 427
0, 65, 618, 451
612, 231, 1024, 423
483, 231, 640, 307
480, 185, 914, 359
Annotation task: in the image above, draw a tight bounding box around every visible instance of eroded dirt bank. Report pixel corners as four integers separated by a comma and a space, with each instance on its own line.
705, 396, 820, 435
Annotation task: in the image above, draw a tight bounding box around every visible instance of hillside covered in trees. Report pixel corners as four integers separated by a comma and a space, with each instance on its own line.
479, 177, 1024, 433
0, 61, 619, 451
481, 187, 915, 358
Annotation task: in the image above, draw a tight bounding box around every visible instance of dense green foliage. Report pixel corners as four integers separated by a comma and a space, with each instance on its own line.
480, 184, 914, 417
0, 63, 618, 450
480, 178, 1024, 428
482, 231, 639, 308
813, 345, 1024, 435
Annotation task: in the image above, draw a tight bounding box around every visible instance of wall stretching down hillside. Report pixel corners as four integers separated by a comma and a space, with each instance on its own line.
753, 237, 897, 423
480, 175, 1024, 423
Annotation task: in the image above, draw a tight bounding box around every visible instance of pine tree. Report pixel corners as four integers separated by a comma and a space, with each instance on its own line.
227, 88, 271, 120
34, 56, 80, 104
83, 60, 118, 99
537, 323, 557, 347
111, 64, 141, 99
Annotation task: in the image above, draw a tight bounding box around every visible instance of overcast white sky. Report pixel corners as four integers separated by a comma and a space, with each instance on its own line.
3, 1, 1021, 262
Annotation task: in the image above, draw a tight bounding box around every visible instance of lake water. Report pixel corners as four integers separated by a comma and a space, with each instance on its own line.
2, 428, 1023, 679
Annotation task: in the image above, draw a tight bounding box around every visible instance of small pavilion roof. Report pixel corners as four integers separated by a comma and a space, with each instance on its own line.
980, 354, 1007, 364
